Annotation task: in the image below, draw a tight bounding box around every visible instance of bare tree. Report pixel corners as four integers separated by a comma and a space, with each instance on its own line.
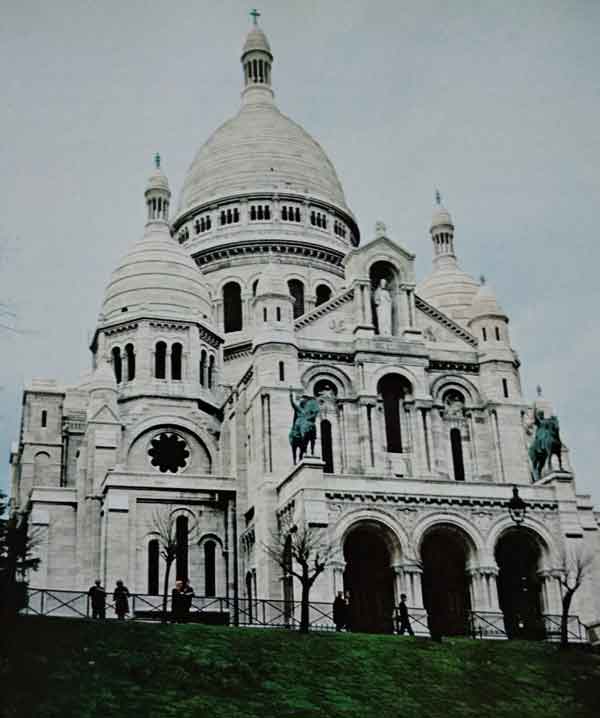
264, 516, 338, 633
556, 546, 593, 648
147, 506, 199, 624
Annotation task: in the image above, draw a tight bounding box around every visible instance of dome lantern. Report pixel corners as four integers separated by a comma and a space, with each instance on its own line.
144, 152, 171, 224
241, 10, 275, 106
430, 190, 456, 268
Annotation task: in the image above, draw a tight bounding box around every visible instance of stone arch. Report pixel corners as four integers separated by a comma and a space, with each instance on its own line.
369, 364, 425, 399
430, 374, 482, 405
301, 364, 353, 398
126, 417, 216, 475
197, 532, 224, 550
486, 515, 557, 569
33, 451, 51, 486
412, 512, 484, 566
333, 508, 409, 564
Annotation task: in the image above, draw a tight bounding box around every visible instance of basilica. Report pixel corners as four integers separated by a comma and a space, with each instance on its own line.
10, 18, 600, 638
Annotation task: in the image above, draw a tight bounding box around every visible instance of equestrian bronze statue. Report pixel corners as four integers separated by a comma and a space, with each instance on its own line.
289, 389, 320, 463
529, 408, 563, 481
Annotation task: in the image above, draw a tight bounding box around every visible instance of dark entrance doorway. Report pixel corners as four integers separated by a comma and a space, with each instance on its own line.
421, 526, 471, 636
344, 526, 395, 633
495, 530, 544, 639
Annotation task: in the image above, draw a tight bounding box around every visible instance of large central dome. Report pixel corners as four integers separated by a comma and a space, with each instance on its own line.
176, 20, 352, 222
178, 101, 348, 214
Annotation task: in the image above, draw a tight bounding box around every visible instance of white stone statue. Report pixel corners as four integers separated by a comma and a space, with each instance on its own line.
373, 278, 392, 336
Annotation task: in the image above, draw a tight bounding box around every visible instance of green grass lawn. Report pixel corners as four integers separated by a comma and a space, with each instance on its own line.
1, 617, 599, 718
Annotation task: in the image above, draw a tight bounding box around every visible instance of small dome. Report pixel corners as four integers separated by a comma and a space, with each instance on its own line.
417, 266, 479, 326
254, 263, 291, 298
101, 222, 212, 323
469, 282, 506, 319
146, 167, 170, 193
431, 205, 453, 230
242, 27, 272, 58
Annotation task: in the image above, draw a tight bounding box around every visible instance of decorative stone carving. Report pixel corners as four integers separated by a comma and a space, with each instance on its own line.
373, 278, 392, 336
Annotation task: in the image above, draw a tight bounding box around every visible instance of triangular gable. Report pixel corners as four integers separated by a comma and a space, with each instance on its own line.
294, 288, 355, 340
89, 404, 120, 424
415, 295, 478, 348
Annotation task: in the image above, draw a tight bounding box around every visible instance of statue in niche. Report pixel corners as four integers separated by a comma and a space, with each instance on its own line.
373, 278, 392, 336
288, 388, 320, 464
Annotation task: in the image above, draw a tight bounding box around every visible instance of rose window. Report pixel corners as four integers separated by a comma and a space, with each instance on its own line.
148, 433, 190, 473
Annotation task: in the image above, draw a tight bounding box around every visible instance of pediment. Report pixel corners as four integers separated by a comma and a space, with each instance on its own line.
415, 295, 478, 348
344, 235, 416, 284
89, 403, 120, 424
295, 288, 355, 340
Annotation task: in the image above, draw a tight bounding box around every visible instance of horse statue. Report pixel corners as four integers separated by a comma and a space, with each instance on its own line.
289, 389, 320, 464
528, 409, 563, 481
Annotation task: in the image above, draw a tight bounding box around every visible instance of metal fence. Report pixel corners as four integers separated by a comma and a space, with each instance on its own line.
22, 589, 588, 643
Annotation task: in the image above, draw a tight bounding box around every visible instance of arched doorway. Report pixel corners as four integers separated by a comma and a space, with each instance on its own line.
421, 525, 471, 636
343, 525, 395, 633
495, 529, 544, 639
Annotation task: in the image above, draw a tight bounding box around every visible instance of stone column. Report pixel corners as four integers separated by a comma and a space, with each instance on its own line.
466, 410, 480, 481
330, 560, 346, 595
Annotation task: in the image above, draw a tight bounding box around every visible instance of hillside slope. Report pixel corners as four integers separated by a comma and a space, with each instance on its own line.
1, 618, 599, 717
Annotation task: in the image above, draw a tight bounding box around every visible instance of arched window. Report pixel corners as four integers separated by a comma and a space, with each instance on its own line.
33, 451, 50, 486
148, 539, 159, 595
482, 327, 487, 341
250, 206, 256, 221
208, 355, 215, 389
276, 306, 281, 321
315, 284, 332, 307
233, 208, 239, 223
252, 279, 259, 297
41, 410, 47, 428
125, 343, 135, 381
204, 540, 216, 597
112, 346, 122, 383
282, 206, 288, 221
450, 428, 465, 481
321, 419, 334, 473
502, 378, 509, 398
171, 343, 182, 380
288, 279, 305, 318
378, 374, 410, 453
495, 326, 501, 341
278, 361, 285, 381
295, 208, 301, 222
223, 282, 243, 333
175, 515, 189, 582
199, 350, 206, 386
263, 307, 267, 322
155, 341, 166, 379
264, 205, 271, 220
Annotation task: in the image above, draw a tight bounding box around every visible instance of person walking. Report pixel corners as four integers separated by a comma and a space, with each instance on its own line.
333, 591, 347, 632
88, 579, 106, 620
171, 580, 184, 623
396, 593, 414, 636
113, 580, 130, 620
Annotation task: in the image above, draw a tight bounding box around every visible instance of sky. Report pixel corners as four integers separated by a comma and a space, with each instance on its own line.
1, 0, 599, 503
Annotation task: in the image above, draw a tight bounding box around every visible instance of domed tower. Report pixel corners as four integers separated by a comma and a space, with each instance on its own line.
468, 277, 521, 402
417, 193, 479, 326
172, 14, 359, 373
91, 157, 223, 408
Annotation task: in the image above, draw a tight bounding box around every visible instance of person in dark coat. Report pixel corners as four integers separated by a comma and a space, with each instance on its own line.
344, 590, 352, 632
333, 591, 347, 632
181, 580, 195, 622
113, 580, 130, 620
171, 580, 185, 623
396, 593, 414, 636
88, 579, 106, 619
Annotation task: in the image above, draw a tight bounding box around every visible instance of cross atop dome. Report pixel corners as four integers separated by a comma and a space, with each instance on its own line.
154, 152, 161, 169
241, 11, 274, 103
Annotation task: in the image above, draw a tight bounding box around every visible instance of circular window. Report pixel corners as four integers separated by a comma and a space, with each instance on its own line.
148, 432, 190, 473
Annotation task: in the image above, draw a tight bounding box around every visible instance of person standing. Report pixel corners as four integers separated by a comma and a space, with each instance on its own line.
344, 590, 352, 632
333, 591, 347, 632
113, 580, 130, 620
88, 579, 106, 620
171, 580, 184, 623
181, 579, 195, 623
396, 593, 414, 636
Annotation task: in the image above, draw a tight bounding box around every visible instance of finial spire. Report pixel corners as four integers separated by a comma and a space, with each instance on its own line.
250, 8, 261, 25
154, 152, 161, 169
536, 384, 543, 398
480, 274, 486, 285
435, 189, 442, 206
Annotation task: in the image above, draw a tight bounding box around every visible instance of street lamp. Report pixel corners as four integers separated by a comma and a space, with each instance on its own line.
508, 485, 527, 527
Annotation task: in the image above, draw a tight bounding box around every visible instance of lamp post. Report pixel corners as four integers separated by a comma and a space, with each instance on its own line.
508, 485, 527, 527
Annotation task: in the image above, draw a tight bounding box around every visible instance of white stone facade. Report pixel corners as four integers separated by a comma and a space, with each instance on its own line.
10, 20, 600, 637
